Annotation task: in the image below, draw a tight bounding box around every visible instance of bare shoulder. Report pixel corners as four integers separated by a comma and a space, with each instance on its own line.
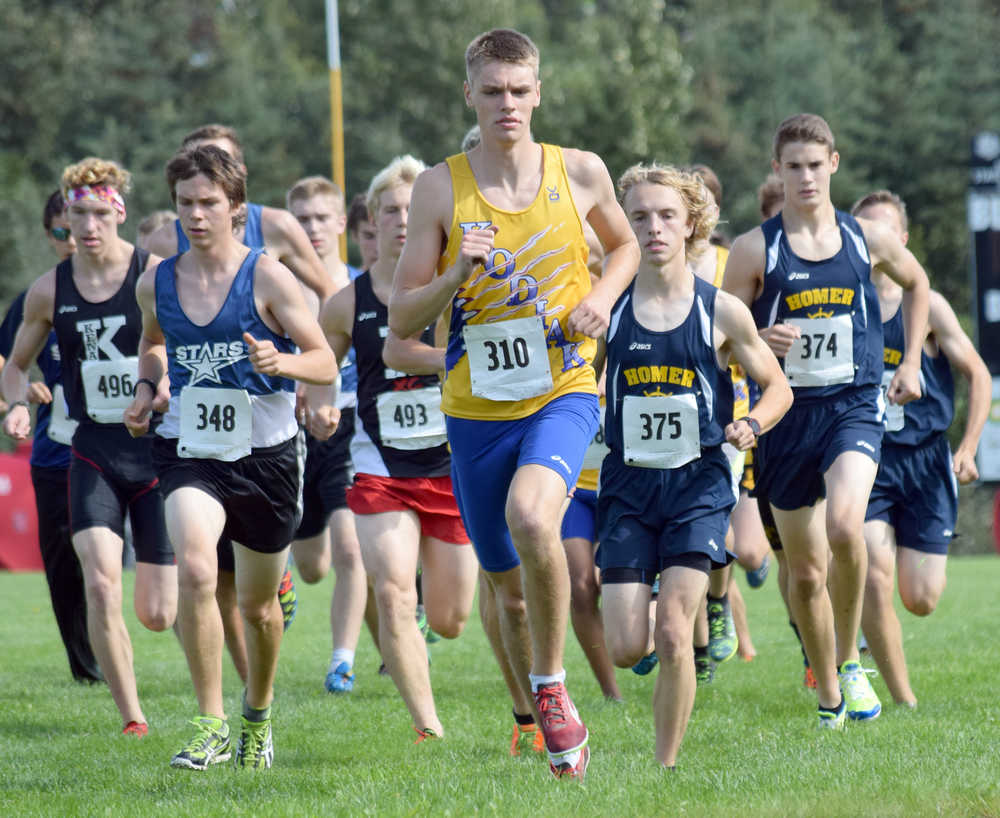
321, 279, 356, 336
928, 288, 960, 332
854, 215, 897, 261
135, 262, 159, 302
561, 148, 611, 188
143, 221, 179, 258
413, 162, 454, 214
253, 252, 298, 288
25, 266, 58, 311
714, 287, 756, 335
729, 225, 766, 260
260, 205, 298, 237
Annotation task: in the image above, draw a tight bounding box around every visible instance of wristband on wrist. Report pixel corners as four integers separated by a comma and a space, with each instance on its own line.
739, 415, 761, 438
133, 378, 157, 398
7, 400, 29, 412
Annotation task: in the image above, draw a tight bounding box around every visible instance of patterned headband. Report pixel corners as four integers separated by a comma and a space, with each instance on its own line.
65, 185, 126, 219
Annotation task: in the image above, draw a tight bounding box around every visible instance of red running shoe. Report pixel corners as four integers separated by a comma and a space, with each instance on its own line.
122, 721, 148, 738
533, 682, 588, 757
550, 745, 590, 781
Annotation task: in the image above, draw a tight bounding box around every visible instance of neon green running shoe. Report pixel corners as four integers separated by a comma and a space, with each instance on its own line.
235, 714, 274, 769
170, 716, 231, 770
839, 661, 881, 721
707, 596, 738, 663
818, 698, 847, 730
695, 653, 715, 685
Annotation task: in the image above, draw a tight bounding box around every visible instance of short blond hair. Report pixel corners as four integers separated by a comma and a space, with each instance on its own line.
618, 163, 719, 258
61, 157, 131, 198
851, 189, 908, 232
366, 155, 426, 219
465, 29, 539, 83
137, 210, 176, 240
286, 175, 344, 210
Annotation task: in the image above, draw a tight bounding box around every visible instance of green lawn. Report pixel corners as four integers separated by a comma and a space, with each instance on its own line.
1, 556, 998, 817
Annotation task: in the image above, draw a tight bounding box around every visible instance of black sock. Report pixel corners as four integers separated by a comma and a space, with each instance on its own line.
694, 645, 709, 661
789, 621, 810, 666
819, 696, 845, 714
513, 710, 535, 727
243, 692, 271, 723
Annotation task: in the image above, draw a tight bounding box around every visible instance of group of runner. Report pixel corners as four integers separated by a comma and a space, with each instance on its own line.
1, 27, 989, 777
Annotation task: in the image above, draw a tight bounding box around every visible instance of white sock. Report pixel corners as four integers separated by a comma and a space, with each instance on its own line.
330, 648, 354, 670
529, 669, 566, 693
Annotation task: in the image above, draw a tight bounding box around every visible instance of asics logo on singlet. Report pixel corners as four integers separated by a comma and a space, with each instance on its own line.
629, 342, 651, 351
176, 340, 247, 385
788, 272, 810, 281
855, 440, 875, 453
57, 304, 78, 314
358, 311, 378, 322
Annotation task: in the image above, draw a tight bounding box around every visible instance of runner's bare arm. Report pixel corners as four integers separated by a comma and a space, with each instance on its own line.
253, 256, 337, 385
715, 290, 793, 450
124, 266, 169, 437
928, 289, 991, 483
388, 165, 477, 338
564, 149, 640, 338
859, 216, 930, 405
2, 271, 57, 439
263, 207, 335, 304
722, 228, 801, 357
382, 327, 445, 376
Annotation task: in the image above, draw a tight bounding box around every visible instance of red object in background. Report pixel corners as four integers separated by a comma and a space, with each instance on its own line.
0, 442, 42, 571
994, 489, 1000, 556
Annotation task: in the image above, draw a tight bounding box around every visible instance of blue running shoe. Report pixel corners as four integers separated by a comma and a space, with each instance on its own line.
631, 650, 659, 676
325, 662, 355, 694
745, 554, 770, 589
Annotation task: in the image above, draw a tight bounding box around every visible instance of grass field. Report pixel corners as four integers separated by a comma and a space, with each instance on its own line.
1, 556, 998, 817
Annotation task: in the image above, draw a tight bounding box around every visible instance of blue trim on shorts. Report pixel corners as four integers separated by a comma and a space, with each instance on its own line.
448, 393, 599, 573
756, 385, 884, 511
865, 433, 956, 554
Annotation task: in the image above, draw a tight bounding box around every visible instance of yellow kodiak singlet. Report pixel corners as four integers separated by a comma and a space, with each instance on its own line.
710, 244, 750, 420
438, 144, 597, 420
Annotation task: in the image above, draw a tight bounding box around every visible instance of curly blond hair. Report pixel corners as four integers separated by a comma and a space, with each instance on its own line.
617, 163, 719, 259
61, 157, 132, 197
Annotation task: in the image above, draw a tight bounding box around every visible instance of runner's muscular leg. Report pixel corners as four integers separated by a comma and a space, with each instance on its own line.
419, 535, 477, 638
358, 509, 440, 733
73, 526, 143, 724
771, 501, 840, 708
233, 543, 289, 710
824, 450, 878, 666
505, 463, 572, 676
861, 520, 915, 705
602, 582, 654, 668
653, 566, 708, 768
896, 547, 947, 616
165, 487, 227, 719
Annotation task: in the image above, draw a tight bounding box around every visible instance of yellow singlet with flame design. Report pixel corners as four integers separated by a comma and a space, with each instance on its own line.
710, 245, 750, 420
438, 144, 597, 421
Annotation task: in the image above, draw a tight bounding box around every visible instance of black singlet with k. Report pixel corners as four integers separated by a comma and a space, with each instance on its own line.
52, 248, 149, 424
351, 272, 450, 478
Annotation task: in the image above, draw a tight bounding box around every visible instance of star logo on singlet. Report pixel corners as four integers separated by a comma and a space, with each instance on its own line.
176, 341, 247, 385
